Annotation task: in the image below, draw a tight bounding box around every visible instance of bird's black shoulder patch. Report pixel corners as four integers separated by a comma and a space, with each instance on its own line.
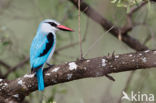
39, 32, 54, 57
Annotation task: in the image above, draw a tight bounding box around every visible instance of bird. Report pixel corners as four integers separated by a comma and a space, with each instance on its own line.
30, 19, 73, 91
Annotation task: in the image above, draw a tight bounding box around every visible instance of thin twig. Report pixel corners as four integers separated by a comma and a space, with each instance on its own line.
128, 1, 148, 17
78, 0, 83, 59
69, 0, 148, 51
3, 57, 29, 78
83, 26, 114, 57
0, 60, 11, 69
56, 17, 89, 53
121, 1, 148, 34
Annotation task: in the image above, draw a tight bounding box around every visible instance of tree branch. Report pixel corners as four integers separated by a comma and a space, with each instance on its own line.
0, 60, 11, 69
69, 0, 148, 51
2, 57, 29, 78
121, 1, 148, 34
0, 50, 156, 102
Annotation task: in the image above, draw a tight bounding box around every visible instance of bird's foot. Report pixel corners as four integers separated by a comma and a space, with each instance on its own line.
43, 63, 55, 73
46, 63, 55, 68
77, 56, 86, 62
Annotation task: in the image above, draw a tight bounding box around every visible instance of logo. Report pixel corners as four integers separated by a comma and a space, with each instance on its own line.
121, 91, 155, 102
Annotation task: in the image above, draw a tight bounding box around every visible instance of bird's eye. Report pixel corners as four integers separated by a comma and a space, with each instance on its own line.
48, 22, 57, 27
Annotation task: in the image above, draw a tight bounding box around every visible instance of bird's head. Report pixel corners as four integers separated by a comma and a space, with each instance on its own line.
39, 19, 73, 33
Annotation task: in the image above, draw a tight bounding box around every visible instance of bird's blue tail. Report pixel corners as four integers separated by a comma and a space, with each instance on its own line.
36, 68, 44, 91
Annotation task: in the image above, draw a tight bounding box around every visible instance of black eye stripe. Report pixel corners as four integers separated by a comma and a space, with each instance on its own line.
47, 22, 57, 27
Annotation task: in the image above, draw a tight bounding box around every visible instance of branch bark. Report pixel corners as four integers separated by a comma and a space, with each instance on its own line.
0, 50, 156, 102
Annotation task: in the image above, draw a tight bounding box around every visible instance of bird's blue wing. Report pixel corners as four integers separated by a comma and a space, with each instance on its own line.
30, 32, 49, 69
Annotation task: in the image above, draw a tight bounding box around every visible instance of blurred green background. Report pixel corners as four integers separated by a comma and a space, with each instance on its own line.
0, 0, 156, 103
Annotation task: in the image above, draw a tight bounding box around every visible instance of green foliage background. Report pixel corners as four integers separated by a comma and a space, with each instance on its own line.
0, 0, 156, 103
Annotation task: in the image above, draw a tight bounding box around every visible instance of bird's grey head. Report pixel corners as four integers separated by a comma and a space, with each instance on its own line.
40, 19, 73, 33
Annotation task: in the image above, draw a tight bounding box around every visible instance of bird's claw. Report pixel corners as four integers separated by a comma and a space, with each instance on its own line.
43, 63, 55, 73
77, 56, 86, 61
46, 63, 55, 68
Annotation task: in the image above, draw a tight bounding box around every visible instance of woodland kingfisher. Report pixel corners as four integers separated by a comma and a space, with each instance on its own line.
30, 19, 73, 91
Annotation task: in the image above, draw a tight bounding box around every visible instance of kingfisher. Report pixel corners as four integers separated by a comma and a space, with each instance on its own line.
30, 19, 73, 91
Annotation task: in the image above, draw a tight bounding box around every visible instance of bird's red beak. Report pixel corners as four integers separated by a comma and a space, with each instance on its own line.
57, 25, 73, 32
